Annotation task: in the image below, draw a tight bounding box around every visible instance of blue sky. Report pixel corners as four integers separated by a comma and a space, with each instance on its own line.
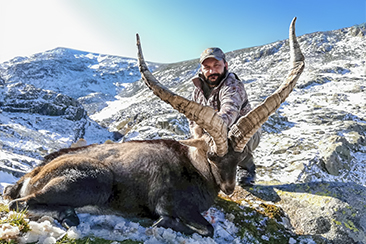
1, 0, 365, 63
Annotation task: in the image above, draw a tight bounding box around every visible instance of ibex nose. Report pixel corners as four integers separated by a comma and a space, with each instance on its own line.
220, 182, 236, 195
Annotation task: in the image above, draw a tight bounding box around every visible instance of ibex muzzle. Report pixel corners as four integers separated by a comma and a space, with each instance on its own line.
3, 18, 304, 237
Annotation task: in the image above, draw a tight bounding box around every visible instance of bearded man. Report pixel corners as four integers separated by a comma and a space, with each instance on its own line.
189, 47, 261, 186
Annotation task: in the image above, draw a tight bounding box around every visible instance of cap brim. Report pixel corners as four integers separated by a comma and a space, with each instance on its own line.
200, 55, 223, 64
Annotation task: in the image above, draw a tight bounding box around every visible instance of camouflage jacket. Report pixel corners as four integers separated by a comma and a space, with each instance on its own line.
190, 72, 252, 136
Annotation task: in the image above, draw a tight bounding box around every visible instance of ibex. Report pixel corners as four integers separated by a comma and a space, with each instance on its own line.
3, 18, 304, 237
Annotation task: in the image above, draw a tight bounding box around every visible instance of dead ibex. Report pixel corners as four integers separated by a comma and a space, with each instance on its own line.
3, 18, 304, 237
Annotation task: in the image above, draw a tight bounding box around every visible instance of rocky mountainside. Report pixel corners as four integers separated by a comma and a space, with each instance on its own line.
0, 23, 366, 243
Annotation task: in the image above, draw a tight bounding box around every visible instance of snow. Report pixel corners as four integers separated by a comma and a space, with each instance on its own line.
90, 92, 146, 123
0, 172, 18, 186
1, 24, 365, 243
0, 201, 243, 244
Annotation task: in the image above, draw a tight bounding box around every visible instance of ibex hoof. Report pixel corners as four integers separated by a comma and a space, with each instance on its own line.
8, 200, 27, 212
59, 208, 80, 229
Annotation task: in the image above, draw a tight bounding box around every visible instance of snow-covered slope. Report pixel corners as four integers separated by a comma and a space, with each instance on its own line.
0, 23, 365, 243
0, 48, 160, 114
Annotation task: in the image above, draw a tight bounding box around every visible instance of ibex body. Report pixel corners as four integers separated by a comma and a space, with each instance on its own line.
5, 139, 242, 236
4, 18, 304, 237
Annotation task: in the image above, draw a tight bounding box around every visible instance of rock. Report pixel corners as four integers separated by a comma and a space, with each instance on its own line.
1, 82, 86, 121
228, 182, 366, 244
276, 182, 366, 244
350, 25, 366, 37
318, 135, 352, 176
297, 76, 331, 89
0, 76, 5, 85
262, 113, 295, 133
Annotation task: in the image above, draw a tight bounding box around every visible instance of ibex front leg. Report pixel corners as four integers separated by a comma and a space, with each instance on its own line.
154, 211, 214, 237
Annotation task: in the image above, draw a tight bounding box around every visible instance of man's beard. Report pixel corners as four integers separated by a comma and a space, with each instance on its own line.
205, 68, 227, 87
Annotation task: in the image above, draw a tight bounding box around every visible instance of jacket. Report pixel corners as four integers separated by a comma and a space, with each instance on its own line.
190, 72, 252, 136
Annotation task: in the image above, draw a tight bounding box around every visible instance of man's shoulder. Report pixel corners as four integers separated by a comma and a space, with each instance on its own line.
226, 72, 241, 81
192, 76, 204, 89
222, 73, 244, 87
229, 72, 241, 80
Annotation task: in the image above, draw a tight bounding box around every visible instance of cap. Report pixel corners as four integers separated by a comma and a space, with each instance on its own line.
200, 47, 225, 64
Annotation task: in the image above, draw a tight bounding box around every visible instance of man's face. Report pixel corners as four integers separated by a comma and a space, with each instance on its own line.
201, 58, 228, 87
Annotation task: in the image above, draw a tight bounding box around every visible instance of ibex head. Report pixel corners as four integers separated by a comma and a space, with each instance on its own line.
136, 17, 304, 194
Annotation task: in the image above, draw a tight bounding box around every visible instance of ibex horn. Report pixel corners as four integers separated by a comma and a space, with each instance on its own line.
136, 34, 228, 156
229, 17, 305, 152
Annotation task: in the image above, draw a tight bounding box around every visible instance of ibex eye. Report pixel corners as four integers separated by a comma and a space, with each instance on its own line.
208, 152, 219, 161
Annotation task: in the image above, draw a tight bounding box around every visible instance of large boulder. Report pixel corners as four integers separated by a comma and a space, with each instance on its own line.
318, 135, 353, 176
233, 181, 366, 244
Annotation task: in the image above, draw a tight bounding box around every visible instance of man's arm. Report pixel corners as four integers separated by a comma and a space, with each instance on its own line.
218, 80, 250, 128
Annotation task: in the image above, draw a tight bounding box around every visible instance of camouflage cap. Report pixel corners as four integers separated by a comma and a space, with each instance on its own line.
200, 47, 225, 64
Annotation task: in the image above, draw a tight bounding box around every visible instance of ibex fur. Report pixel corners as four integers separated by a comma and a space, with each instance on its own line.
3, 18, 304, 237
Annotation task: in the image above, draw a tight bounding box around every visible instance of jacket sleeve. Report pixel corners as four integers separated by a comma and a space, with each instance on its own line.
218, 80, 249, 128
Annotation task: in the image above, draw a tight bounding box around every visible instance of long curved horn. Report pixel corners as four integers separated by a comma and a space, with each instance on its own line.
229, 17, 305, 152
136, 34, 228, 156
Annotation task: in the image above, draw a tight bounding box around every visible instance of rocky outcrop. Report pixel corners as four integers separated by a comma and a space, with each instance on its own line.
1, 82, 86, 121
233, 181, 366, 244
0, 80, 113, 175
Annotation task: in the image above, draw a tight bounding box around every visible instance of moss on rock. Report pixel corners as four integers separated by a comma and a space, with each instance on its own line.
216, 189, 295, 243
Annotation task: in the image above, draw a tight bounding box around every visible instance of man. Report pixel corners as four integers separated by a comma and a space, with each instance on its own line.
189, 47, 261, 186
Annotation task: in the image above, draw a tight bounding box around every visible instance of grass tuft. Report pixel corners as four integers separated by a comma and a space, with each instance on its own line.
0, 203, 31, 243
56, 235, 143, 244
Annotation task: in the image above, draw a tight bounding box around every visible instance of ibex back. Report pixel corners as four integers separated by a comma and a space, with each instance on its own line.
3, 18, 304, 237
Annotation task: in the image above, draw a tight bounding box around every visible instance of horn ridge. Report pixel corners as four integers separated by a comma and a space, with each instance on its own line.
229, 17, 305, 152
